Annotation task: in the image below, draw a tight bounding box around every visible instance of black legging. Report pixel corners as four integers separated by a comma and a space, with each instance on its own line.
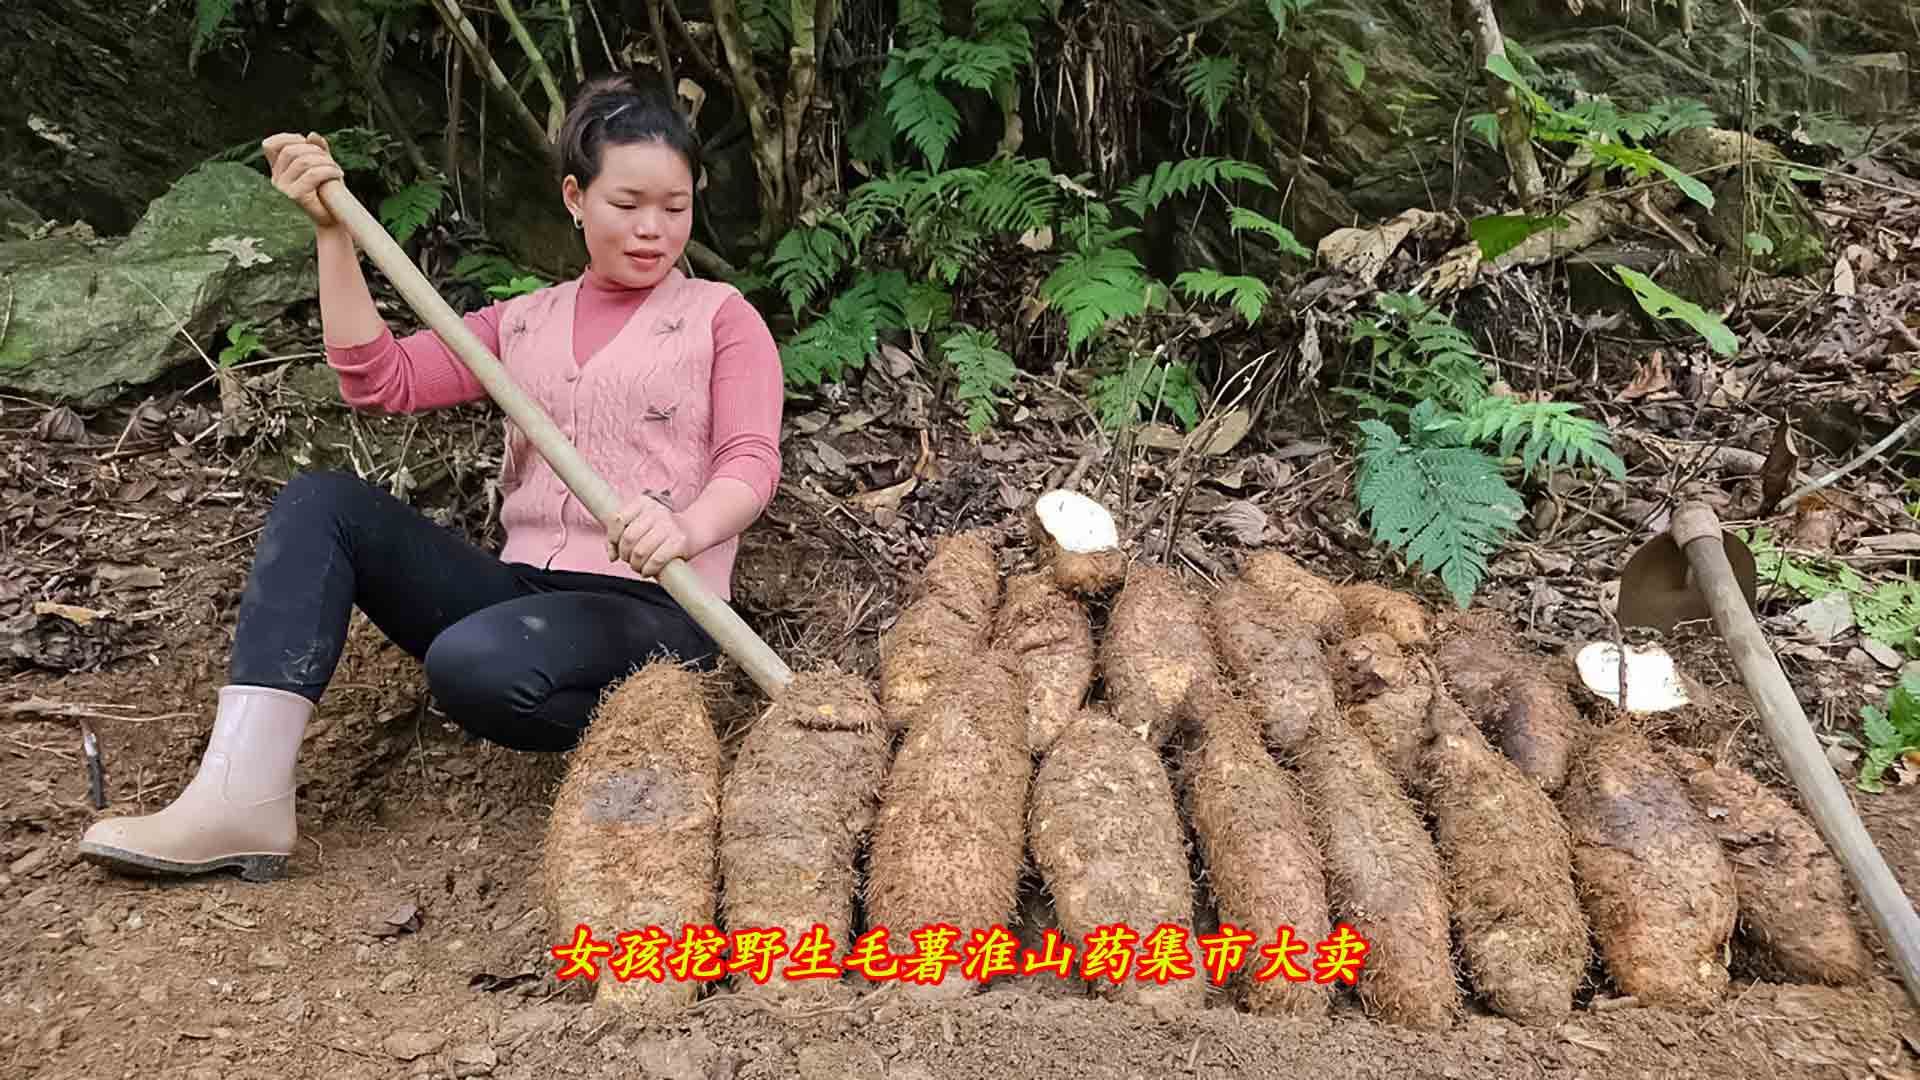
229, 470, 719, 752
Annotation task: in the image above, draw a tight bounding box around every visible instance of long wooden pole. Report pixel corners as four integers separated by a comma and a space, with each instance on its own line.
315, 179, 796, 698
1670, 501, 1920, 1008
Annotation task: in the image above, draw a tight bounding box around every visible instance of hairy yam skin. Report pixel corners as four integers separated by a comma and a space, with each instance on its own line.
1208, 580, 1337, 755
879, 530, 1002, 731
1667, 750, 1871, 985
867, 651, 1030, 998
1298, 717, 1459, 1030
1336, 583, 1430, 647
1419, 695, 1588, 1026
1180, 680, 1332, 1018
1102, 566, 1213, 746
1559, 725, 1736, 1010
992, 572, 1095, 756
719, 669, 888, 1000
1433, 629, 1580, 793
1030, 709, 1202, 1010
1332, 632, 1411, 704
540, 663, 718, 1013
1240, 551, 1348, 641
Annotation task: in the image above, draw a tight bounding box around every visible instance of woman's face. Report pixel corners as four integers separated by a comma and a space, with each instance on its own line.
563, 140, 693, 289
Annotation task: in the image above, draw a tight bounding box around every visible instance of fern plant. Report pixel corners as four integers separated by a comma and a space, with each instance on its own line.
1355, 402, 1527, 609
378, 178, 446, 247
1179, 56, 1240, 127
941, 327, 1019, 433
1092, 353, 1201, 430
1341, 293, 1624, 605
1174, 269, 1270, 325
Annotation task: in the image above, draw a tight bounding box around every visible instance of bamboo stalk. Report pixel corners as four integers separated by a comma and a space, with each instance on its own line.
560, 0, 586, 84
494, 0, 567, 137
709, 0, 789, 237
427, 0, 552, 151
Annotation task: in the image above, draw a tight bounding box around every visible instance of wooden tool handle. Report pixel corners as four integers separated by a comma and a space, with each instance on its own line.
1672, 501, 1920, 1008
315, 179, 794, 697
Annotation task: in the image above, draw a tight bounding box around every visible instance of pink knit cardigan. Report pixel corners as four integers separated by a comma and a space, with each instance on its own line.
323, 267, 783, 601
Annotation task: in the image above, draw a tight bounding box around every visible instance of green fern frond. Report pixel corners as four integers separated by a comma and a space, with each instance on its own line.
768, 223, 852, 316
1648, 96, 1716, 135
1179, 56, 1240, 127
1092, 355, 1201, 430
1040, 237, 1155, 353
881, 66, 963, 171
779, 272, 908, 389
933, 36, 1024, 91
378, 179, 445, 247
1174, 269, 1269, 324
1586, 142, 1714, 210
1428, 397, 1627, 480
959, 157, 1060, 234
941, 326, 1019, 432
1355, 411, 1525, 608
1117, 157, 1275, 217
1227, 206, 1312, 259
897, 0, 943, 47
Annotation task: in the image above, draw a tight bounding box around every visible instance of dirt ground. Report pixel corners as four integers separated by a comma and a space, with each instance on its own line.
2, 422, 1917, 1080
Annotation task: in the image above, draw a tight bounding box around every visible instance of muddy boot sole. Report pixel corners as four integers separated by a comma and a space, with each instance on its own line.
76, 841, 288, 883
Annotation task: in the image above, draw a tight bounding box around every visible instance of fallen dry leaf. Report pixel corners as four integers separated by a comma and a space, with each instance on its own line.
33, 601, 109, 625
1619, 351, 1675, 402
1759, 419, 1799, 511
1214, 500, 1270, 545
1316, 208, 1448, 285
92, 564, 164, 591
1832, 253, 1856, 297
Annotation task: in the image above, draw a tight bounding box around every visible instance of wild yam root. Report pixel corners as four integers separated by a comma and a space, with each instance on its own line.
718, 668, 888, 1001
1336, 583, 1430, 647
879, 529, 1001, 730
1180, 679, 1332, 1019
1102, 565, 1214, 746
1031, 488, 1126, 595
1207, 580, 1338, 755
1240, 551, 1347, 641
1419, 694, 1588, 1026
1667, 750, 1871, 985
1030, 708, 1202, 1011
539, 662, 718, 1013
991, 571, 1095, 756
1298, 716, 1459, 1030
866, 650, 1030, 998
1559, 724, 1736, 1010
1332, 632, 1411, 704
1433, 625, 1581, 793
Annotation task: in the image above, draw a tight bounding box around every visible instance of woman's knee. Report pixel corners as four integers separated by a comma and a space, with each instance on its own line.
425, 617, 582, 751
271, 470, 380, 528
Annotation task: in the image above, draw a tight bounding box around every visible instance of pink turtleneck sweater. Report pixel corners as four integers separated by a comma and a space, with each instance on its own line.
322, 267, 783, 512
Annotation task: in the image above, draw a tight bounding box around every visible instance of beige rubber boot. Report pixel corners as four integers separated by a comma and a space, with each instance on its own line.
78, 685, 312, 882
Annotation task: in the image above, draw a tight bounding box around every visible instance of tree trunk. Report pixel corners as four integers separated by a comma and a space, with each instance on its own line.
710, 0, 790, 239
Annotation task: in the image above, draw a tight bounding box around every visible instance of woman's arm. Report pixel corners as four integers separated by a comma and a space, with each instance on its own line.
265, 132, 494, 414
685, 293, 784, 548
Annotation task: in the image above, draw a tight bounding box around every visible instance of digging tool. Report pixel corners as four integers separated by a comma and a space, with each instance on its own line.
313, 178, 795, 698
1619, 501, 1920, 1009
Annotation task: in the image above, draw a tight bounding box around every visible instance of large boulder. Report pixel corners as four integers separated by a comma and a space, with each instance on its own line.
0, 163, 316, 404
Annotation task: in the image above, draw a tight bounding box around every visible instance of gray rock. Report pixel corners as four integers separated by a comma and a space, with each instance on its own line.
0, 162, 315, 404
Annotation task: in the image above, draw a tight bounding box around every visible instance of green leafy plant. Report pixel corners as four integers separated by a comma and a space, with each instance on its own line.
1227, 206, 1313, 260
218, 320, 264, 368
1092, 354, 1201, 430
378, 178, 446, 247
452, 253, 550, 300
1745, 527, 1920, 658
1614, 266, 1739, 356
1178, 56, 1240, 127
190, 0, 239, 71
1354, 401, 1528, 608
1041, 225, 1161, 354
1467, 213, 1571, 260
1857, 674, 1920, 793
1342, 293, 1624, 605
941, 327, 1019, 433
1174, 269, 1270, 325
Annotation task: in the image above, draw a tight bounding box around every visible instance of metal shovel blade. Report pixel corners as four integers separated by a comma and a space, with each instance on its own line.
1617, 530, 1760, 633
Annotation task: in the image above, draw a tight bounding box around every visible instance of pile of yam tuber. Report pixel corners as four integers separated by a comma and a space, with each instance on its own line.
536, 489, 1876, 1029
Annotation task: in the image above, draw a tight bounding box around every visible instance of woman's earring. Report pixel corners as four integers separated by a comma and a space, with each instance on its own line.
573, 216, 583, 231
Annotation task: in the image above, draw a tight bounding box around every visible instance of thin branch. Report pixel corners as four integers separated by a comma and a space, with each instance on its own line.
709, 0, 789, 236
684, 238, 736, 277
494, 0, 568, 138
314, 0, 433, 179
427, 0, 552, 152
582, 0, 618, 70
1775, 413, 1920, 513
559, 0, 586, 84
645, 0, 678, 99
447, 40, 467, 218
4, 699, 192, 723
663, 0, 729, 88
